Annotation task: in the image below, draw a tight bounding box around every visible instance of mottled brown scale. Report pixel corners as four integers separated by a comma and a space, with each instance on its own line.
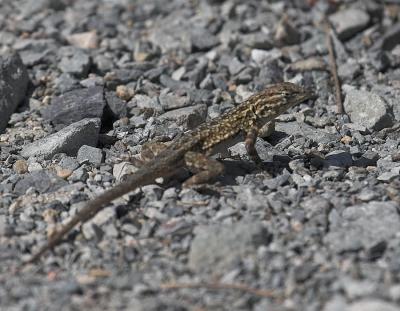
24, 82, 315, 266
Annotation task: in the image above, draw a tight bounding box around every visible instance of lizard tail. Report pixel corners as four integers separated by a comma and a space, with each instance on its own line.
22, 166, 167, 266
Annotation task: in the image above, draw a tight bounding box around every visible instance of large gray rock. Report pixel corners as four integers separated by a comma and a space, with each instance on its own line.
188, 221, 271, 273
344, 89, 393, 131
21, 118, 101, 159
325, 201, 400, 252
42, 86, 105, 128
0, 53, 29, 132
329, 9, 370, 40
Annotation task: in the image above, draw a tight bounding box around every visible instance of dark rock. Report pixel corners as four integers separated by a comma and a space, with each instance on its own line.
0, 53, 29, 132
42, 86, 105, 128
58, 47, 91, 77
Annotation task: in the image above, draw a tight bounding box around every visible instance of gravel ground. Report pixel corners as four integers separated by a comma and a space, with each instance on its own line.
2, 0, 400, 310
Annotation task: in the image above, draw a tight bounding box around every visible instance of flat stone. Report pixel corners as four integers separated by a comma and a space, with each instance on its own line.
188, 221, 271, 272
21, 118, 101, 159
159, 104, 207, 129
325, 201, 400, 252
329, 9, 370, 40
58, 46, 91, 76
0, 52, 29, 132
324, 150, 353, 168
42, 86, 105, 127
344, 89, 393, 131
14, 170, 68, 195
77, 145, 103, 165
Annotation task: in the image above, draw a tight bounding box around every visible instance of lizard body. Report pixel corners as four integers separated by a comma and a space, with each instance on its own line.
24, 82, 315, 265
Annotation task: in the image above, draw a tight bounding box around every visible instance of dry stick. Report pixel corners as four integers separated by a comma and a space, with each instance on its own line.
160, 281, 280, 299
324, 20, 343, 114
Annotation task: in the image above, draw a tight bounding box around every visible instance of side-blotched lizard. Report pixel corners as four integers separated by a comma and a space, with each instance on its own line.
24, 82, 315, 265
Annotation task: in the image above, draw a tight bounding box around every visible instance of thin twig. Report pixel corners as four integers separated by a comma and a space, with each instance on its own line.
160, 281, 280, 299
324, 19, 343, 114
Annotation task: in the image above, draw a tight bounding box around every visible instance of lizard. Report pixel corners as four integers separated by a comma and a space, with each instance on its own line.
23, 82, 315, 266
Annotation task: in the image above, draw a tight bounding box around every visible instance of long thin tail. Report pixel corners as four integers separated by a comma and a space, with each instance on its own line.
23, 167, 164, 266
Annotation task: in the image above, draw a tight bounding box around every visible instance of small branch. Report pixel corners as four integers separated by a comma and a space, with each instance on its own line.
324, 19, 343, 114
160, 281, 279, 299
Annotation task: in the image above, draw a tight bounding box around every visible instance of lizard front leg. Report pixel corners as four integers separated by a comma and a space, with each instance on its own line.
245, 127, 262, 164
182, 151, 224, 187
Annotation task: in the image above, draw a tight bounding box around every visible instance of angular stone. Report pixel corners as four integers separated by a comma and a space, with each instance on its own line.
329, 9, 370, 40
325, 201, 400, 252
0, 53, 29, 132
344, 90, 393, 131
21, 118, 101, 159
42, 86, 105, 127
189, 221, 271, 272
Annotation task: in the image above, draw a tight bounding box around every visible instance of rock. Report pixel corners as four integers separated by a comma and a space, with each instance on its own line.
348, 299, 399, 311
329, 9, 370, 40
13, 159, 28, 174
159, 104, 207, 129
251, 48, 282, 65
77, 145, 103, 165
343, 90, 393, 131
66, 31, 98, 49
325, 201, 400, 252
354, 151, 379, 167
371, 23, 400, 51
188, 221, 271, 272
0, 52, 29, 132
159, 93, 190, 110
58, 46, 91, 76
14, 170, 68, 195
42, 86, 105, 127
274, 15, 301, 46
104, 91, 127, 118
21, 118, 101, 159
191, 29, 219, 52
324, 150, 353, 168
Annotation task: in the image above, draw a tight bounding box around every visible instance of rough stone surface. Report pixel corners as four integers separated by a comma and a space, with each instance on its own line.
325, 201, 400, 252
329, 9, 370, 40
42, 86, 105, 127
188, 221, 271, 273
0, 52, 29, 132
344, 89, 393, 131
21, 118, 101, 159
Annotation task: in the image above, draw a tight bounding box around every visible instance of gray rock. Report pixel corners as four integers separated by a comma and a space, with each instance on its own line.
191, 29, 219, 51
242, 32, 273, 49
325, 201, 400, 252
58, 46, 91, 76
377, 171, 400, 182
344, 90, 393, 131
42, 86, 105, 127
159, 93, 190, 110
58, 156, 79, 171
329, 9, 370, 40
77, 145, 103, 165
275, 122, 339, 144
371, 23, 400, 51
21, 118, 101, 159
0, 52, 29, 132
348, 300, 399, 311
14, 170, 68, 195
324, 150, 353, 168
188, 221, 271, 272
104, 91, 127, 118
159, 104, 207, 129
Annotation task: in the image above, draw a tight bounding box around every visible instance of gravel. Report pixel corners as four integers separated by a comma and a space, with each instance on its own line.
2, 1, 400, 310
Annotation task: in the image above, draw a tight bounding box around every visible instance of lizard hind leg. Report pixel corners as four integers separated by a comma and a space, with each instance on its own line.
130, 141, 171, 167
182, 151, 224, 188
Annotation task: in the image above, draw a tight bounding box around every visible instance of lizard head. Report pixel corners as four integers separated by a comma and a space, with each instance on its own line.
251, 82, 315, 121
